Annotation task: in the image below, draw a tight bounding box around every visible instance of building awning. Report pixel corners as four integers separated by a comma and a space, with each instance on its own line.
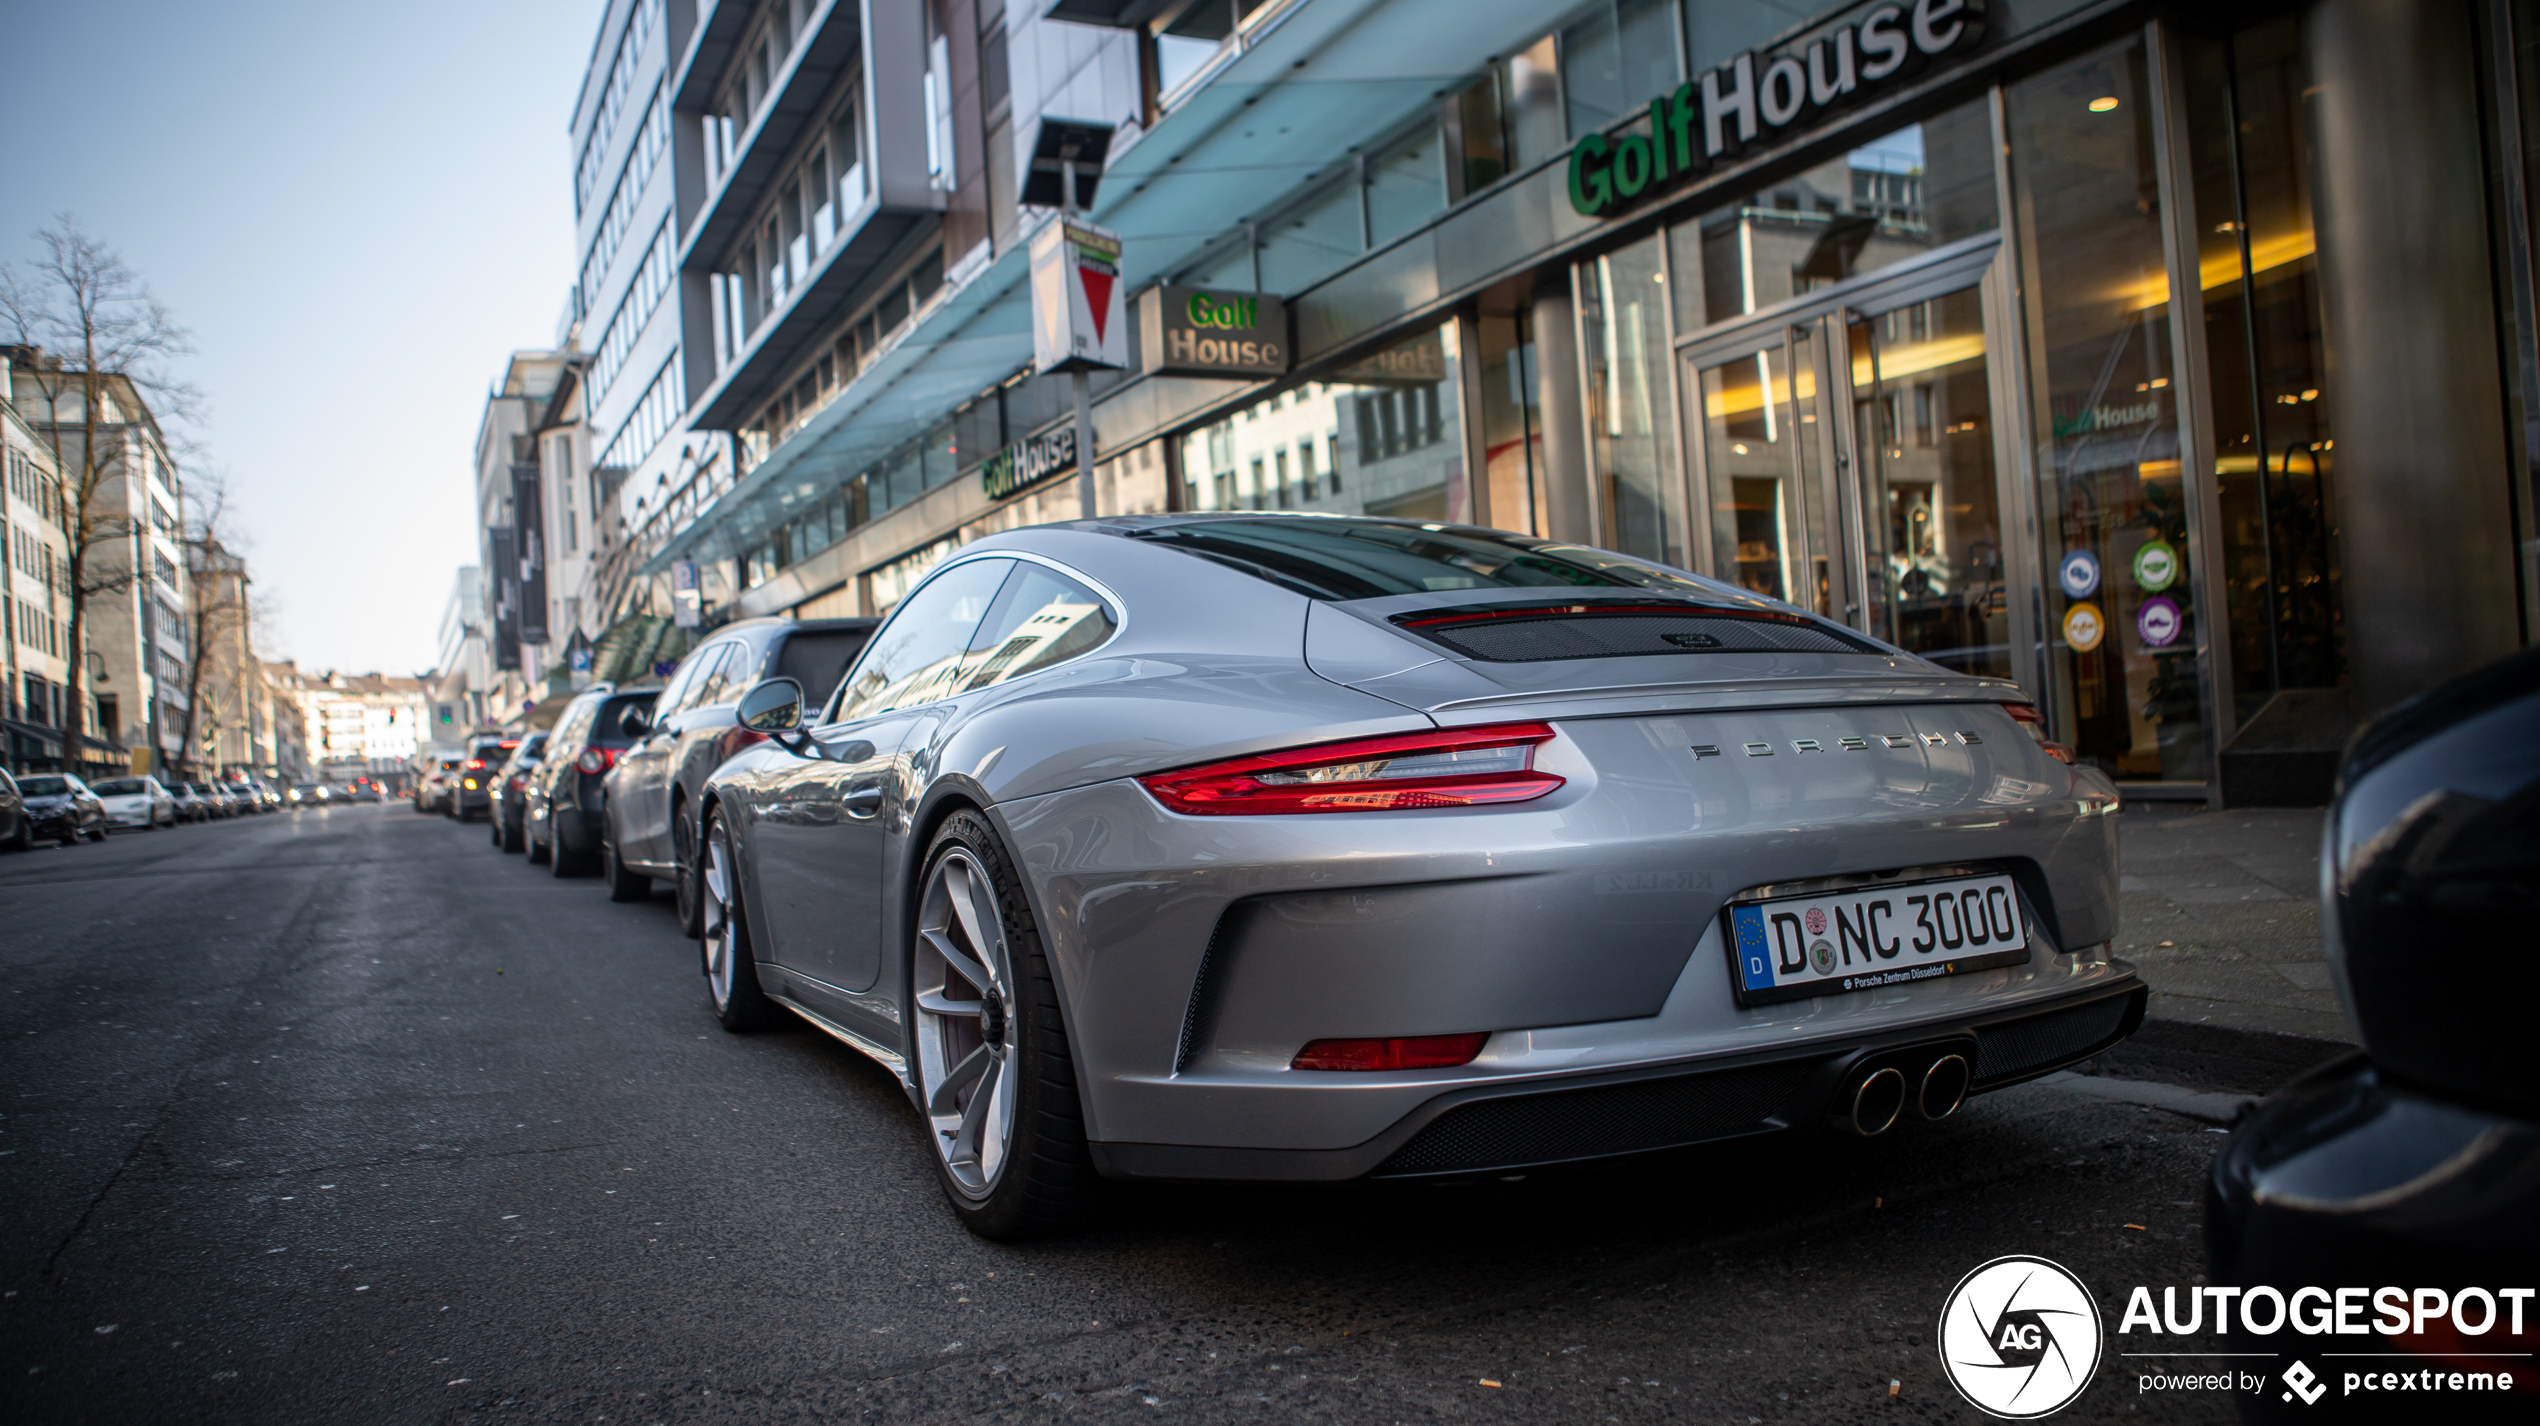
642, 0, 1557, 574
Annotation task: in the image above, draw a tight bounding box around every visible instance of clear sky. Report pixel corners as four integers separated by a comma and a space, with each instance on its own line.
0, 0, 601, 677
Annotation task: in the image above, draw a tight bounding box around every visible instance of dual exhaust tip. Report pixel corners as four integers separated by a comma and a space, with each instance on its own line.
1839, 1051, 1971, 1136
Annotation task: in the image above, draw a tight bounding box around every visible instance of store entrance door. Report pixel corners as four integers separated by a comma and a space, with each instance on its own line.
1683, 238, 2018, 679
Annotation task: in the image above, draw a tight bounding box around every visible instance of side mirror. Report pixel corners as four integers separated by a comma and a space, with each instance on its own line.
737, 677, 805, 735
618, 705, 651, 738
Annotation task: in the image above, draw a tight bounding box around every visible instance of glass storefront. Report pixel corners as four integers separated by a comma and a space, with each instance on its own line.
1173, 322, 1465, 524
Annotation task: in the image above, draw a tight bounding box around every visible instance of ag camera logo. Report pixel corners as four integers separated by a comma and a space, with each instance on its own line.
1940, 1255, 2104, 1418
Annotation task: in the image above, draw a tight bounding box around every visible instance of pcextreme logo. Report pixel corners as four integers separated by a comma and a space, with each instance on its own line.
1938, 1256, 2104, 1418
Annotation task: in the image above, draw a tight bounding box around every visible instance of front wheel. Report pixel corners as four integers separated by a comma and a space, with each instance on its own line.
700, 808, 779, 1031
910, 812, 1098, 1240
85, 821, 107, 843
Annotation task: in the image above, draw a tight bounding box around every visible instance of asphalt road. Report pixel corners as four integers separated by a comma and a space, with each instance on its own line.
0, 803, 2247, 1424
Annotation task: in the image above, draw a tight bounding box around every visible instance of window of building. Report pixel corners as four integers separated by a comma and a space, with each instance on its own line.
595, 360, 683, 476
590, 220, 676, 404
579, 89, 669, 317
574, 0, 662, 214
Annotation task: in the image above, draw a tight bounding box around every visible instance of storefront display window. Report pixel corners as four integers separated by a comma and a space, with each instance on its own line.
1476, 309, 1545, 535
2180, 19, 2343, 730
2009, 36, 2206, 781
1580, 234, 1683, 567
1175, 322, 1464, 524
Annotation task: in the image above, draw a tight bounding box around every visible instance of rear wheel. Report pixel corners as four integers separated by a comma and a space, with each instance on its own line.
910, 812, 1097, 1240
700, 808, 779, 1031
601, 802, 648, 903
526, 812, 550, 864
499, 807, 524, 854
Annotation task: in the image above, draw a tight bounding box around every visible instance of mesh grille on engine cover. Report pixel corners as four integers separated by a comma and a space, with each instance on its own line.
1423, 613, 1876, 662
1973, 996, 2133, 1083
1372, 1061, 1812, 1176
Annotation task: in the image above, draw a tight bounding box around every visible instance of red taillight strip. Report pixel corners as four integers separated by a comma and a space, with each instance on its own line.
2000, 703, 2079, 765
1138, 722, 1561, 815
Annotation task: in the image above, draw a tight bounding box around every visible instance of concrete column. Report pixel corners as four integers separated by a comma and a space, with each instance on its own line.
1531, 280, 1595, 546
2307, 0, 2524, 714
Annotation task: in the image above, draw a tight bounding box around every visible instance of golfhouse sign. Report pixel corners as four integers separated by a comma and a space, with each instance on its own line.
1568, 0, 1983, 219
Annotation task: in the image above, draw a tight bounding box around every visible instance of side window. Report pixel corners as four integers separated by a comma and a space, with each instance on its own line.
691, 643, 746, 708
962, 563, 1118, 692
670, 643, 733, 713
828, 559, 1012, 722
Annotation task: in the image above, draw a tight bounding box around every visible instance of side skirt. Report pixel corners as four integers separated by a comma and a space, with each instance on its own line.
770, 991, 913, 1091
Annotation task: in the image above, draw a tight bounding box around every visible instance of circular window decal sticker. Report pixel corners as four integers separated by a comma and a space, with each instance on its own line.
2131, 539, 2178, 592
1938, 1255, 2103, 1418
2057, 549, 2100, 599
2136, 596, 2182, 649
2061, 603, 2105, 653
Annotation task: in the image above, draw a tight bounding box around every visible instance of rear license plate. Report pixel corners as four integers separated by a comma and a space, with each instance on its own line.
1723, 873, 2031, 1006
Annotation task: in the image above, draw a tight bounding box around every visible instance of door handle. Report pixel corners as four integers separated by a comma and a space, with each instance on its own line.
843, 785, 885, 819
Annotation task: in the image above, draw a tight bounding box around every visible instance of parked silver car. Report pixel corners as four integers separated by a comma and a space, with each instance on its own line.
598, 616, 878, 930
695, 517, 2138, 1239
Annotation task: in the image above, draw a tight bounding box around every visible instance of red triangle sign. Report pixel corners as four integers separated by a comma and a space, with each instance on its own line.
1079, 265, 1115, 344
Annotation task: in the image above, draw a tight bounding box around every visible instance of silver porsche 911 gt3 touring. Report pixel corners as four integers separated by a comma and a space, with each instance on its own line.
699, 514, 2139, 1238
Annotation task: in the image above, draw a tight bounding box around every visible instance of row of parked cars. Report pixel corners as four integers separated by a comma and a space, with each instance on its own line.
0, 769, 297, 847
425, 513, 2533, 1288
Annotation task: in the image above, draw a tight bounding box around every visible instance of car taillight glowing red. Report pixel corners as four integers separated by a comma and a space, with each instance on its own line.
1137, 722, 1562, 815
464, 759, 487, 771
2002, 703, 2079, 765
1292, 1033, 1489, 1071
575, 747, 617, 775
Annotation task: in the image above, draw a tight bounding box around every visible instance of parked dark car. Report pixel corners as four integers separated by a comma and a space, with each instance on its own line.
169, 782, 209, 823
18, 773, 107, 846
450, 735, 519, 821
525, 684, 660, 876
0, 768, 28, 849
2208, 645, 2539, 1421
601, 616, 878, 924
488, 732, 549, 853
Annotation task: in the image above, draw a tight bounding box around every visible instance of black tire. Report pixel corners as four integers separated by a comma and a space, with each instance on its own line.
699, 807, 781, 1031
5, 813, 30, 851
60, 830, 79, 848
499, 809, 524, 854
672, 803, 704, 940
526, 816, 551, 864
601, 802, 648, 902
911, 811, 1098, 1240
85, 821, 108, 843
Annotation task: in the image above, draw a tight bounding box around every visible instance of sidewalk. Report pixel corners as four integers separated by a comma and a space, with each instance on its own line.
2109, 803, 2354, 1045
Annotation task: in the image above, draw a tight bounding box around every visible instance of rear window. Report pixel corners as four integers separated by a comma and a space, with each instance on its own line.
774, 629, 877, 707
1123, 519, 1718, 602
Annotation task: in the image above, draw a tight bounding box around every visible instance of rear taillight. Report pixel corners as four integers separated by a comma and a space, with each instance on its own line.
576, 747, 617, 775
464, 759, 487, 771
1138, 722, 1562, 815
1292, 1033, 1489, 1072
2003, 703, 2078, 765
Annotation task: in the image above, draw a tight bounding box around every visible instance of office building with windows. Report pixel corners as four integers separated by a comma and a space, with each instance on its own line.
581, 0, 2537, 805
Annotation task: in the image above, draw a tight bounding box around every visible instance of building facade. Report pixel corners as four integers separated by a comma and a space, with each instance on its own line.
278, 668, 430, 784
2, 393, 84, 771
560, 0, 2538, 806
4, 352, 190, 775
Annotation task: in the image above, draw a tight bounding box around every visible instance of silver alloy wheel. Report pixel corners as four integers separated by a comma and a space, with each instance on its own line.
912, 848, 1019, 1201
701, 818, 740, 1009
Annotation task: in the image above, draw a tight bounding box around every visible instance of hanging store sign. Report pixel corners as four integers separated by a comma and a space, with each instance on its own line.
1140, 286, 1290, 379
511, 464, 548, 647
980, 426, 1080, 502
1568, 0, 1985, 220
670, 559, 703, 629
1031, 218, 1127, 374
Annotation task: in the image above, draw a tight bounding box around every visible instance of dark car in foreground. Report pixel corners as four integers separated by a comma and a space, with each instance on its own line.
692, 516, 2137, 1239
488, 732, 548, 853
601, 616, 878, 927
525, 684, 660, 876
18, 774, 107, 846
2207, 646, 2539, 1422
451, 735, 519, 821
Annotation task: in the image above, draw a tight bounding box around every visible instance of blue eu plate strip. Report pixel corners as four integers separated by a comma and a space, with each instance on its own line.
1731, 905, 1774, 991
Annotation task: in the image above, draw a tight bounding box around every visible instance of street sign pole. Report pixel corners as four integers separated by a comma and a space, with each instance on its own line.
1065, 158, 1096, 523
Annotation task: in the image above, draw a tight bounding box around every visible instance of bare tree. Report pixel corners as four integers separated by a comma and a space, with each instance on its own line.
173, 467, 256, 782
0, 215, 199, 750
